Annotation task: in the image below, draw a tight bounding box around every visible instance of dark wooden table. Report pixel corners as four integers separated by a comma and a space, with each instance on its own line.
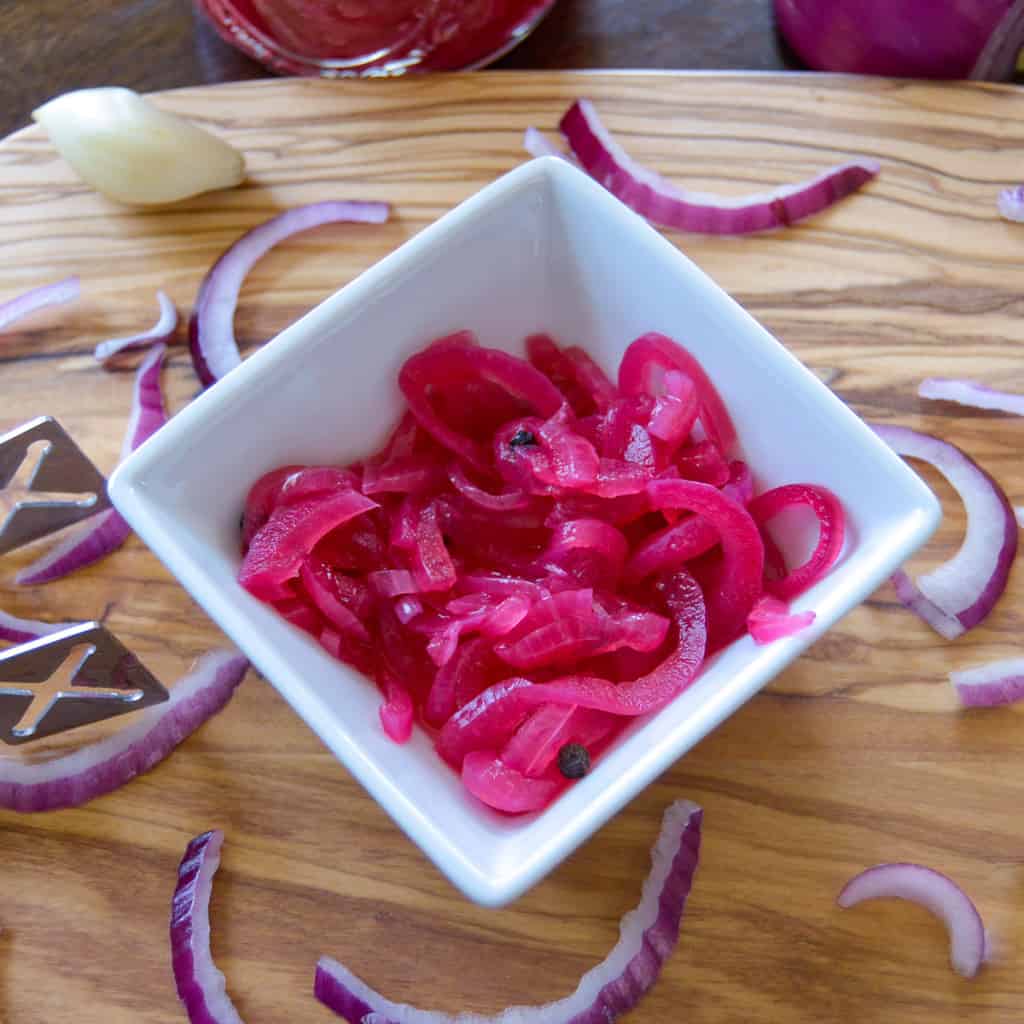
0, 0, 798, 140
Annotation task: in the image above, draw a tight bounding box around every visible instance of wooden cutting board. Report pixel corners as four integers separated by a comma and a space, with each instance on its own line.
1, 72, 1023, 1024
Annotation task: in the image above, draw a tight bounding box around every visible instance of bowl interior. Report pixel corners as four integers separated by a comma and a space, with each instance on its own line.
109, 158, 939, 905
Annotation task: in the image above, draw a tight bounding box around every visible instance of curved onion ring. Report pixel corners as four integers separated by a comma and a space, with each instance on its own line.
189, 201, 390, 386
315, 800, 703, 1023
16, 342, 168, 585
949, 657, 1024, 708
873, 423, 1017, 638
838, 862, 986, 979
0, 276, 80, 332
94, 290, 178, 365
558, 99, 879, 235
0, 649, 247, 812
171, 829, 245, 1024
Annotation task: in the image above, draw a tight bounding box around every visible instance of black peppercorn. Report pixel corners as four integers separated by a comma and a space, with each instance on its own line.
557, 742, 591, 779
508, 427, 537, 448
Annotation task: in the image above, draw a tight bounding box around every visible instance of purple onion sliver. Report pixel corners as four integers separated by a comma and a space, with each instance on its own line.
16, 344, 168, 585
0, 649, 247, 812
315, 800, 702, 1024
919, 377, 1024, 417
558, 99, 879, 235
523, 126, 574, 163
94, 290, 178, 365
838, 862, 986, 978
189, 200, 390, 386
873, 423, 1017, 637
950, 657, 1024, 708
0, 276, 80, 333
171, 829, 246, 1024
0, 608, 77, 645
15, 508, 132, 586
997, 185, 1024, 223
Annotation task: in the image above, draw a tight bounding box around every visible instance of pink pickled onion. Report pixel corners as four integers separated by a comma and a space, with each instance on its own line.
746, 595, 815, 645
437, 571, 706, 768
873, 424, 1016, 638
462, 750, 558, 813
559, 99, 879, 235
171, 829, 245, 1024
0, 649, 247, 812
16, 342, 168, 585
838, 863, 986, 979
94, 290, 178, 366
400, 340, 564, 470
647, 478, 764, 649
619, 332, 737, 455
315, 799, 702, 1018
949, 657, 1024, 708
0, 276, 79, 333
747, 483, 845, 600
189, 201, 390, 386
919, 377, 1024, 416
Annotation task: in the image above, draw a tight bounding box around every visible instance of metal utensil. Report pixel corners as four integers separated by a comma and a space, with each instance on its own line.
0, 417, 168, 744
0, 415, 111, 556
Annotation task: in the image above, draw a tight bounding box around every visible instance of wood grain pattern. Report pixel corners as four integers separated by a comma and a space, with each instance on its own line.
1, 72, 1024, 1023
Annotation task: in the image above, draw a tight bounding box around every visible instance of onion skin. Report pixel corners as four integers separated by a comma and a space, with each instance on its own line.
315, 799, 703, 1021
774, 0, 1013, 79
950, 657, 1024, 708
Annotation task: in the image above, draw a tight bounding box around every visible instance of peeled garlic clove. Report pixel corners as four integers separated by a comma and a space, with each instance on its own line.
32, 87, 245, 206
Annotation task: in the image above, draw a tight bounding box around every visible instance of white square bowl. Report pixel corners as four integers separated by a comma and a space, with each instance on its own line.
109, 157, 940, 907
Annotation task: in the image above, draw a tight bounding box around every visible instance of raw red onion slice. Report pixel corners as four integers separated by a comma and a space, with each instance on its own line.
0, 608, 76, 645
16, 343, 168, 585
94, 290, 178, 365
997, 185, 1024, 223
171, 829, 245, 1024
746, 595, 815, 644
949, 657, 1024, 708
523, 126, 573, 162
189, 201, 390, 386
0, 649, 247, 812
838, 863, 986, 978
315, 799, 703, 1022
873, 424, 1017, 637
0, 276, 80, 332
559, 99, 879, 235
919, 377, 1024, 416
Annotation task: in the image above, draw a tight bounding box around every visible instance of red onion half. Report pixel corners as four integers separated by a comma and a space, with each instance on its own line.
189, 201, 390, 386
0, 276, 80, 332
17, 343, 168, 585
94, 290, 178, 366
0, 649, 247, 812
872, 424, 1017, 639
171, 829, 245, 1024
558, 99, 879, 236
838, 863, 986, 978
315, 799, 703, 1023
950, 657, 1024, 708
